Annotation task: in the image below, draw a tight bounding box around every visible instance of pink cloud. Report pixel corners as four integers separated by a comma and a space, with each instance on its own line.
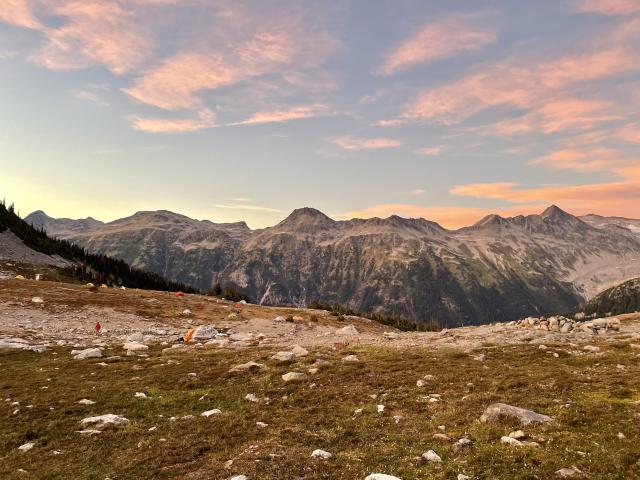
531, 147, 627, 172
28, 1, 153, 75
0, 0, 42, 29
130, 108, 216, 133
414, 146, 444, 156
232, 104, 329, 125
616, 123, 640, 143
485, 97, 621, 135
451, 176, 640, 218
391, 47, 639, 127
576, 0, 640, 15
331, 136, 403, 150
375, 13, 497, 75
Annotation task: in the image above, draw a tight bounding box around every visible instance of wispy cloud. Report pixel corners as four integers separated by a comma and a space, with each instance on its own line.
375, 13, 498, 75
0, 0, 42, 29
214, 203, 285, 214
385, 47, 639, 129
130, 109, 216, 133
74, 90, 109, 107
414, 146, 444, 156
576, 0, 640, 15
616, 123, 640, 143
531, 147, 627, 172
30, 1, 154, 75
408, 188, 425, 196
231, 104, 329, 126
331, 135, 403, 151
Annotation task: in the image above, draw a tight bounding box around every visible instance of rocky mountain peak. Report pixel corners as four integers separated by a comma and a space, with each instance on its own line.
541, 205, 572, 221
277, 207, 336, 230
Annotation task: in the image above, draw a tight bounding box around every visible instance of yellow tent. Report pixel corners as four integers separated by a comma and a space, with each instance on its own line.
15, 275, 25, 280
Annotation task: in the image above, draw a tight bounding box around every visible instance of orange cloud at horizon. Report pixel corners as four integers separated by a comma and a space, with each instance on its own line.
375, 13, 497, 75
130, 109, 216, 133
451, 179, 640, 218
232, 104, 329, 126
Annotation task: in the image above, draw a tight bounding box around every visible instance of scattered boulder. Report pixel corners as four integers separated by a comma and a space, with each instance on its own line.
272, 351, 296, 362
365, 475, 402, 480
246, 394, 259, 403
134, 392, 148, 399
192, 325, 218, 341
282, 372, 308, 382
123, 342, 148, 353
31, 297, 44, 304
80, 414, 129, 430
291, 345, 309, 357
311, 449, 333, 460
501, 436, 523, 447
201, 409, 222, 417
556, 467, 582, 478
336, 325, 359, 336
480, 403, 553, 426
77, 399, 96, 405
18, 442, 35, 452
422, 450, 442, 462
229, 362, 265, 374
343, 355, 359, 363
73, 348, 102, 360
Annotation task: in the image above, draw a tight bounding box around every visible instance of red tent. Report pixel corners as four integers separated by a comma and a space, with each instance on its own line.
176, 291, 186, 297
234, 302, 244, 310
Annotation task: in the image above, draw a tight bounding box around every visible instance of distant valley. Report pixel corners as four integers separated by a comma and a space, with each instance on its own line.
26, 206, 640, 327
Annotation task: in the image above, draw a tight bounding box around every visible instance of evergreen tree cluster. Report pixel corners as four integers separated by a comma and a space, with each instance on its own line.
585, 277, 640, 317
307, 299, 441, 332
0, 200, 197, 293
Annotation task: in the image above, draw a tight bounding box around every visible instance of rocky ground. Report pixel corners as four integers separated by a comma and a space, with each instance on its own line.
2, 278, 640, 479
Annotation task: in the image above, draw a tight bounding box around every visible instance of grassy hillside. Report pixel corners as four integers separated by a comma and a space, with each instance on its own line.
0, 201, 197, 293
585, 278, 640, 317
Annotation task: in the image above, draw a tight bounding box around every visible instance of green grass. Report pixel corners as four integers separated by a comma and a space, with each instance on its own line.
1, 342, 640, 479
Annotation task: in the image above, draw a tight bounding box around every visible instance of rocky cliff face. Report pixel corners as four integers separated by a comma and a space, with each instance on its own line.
26, 206, 640, 327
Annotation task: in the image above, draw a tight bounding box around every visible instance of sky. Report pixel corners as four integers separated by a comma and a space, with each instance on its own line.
1, 0, 639, 229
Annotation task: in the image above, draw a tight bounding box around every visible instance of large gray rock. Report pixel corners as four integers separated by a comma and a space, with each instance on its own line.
480, 403, 553, 426
192, 325, 218, 341
229, 361, 265, 373
80, 414, 129, 430
73, 348, 103, 360
282, 372, 308, 382
336, 325, 359, 336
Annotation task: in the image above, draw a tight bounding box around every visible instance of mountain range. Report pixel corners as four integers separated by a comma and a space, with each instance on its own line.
25, 206, 640, 327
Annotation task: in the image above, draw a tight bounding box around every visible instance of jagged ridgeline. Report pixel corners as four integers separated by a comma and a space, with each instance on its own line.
585, 278, 640, 317
0, 201, 196, 292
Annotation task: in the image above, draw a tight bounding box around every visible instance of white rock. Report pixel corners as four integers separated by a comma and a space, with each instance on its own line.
509, 430, 526, 440
416, 379, 426, 387
311, 449, 333, 460
18, 442, 35, 452
480, 403, 554, 426
501, 436, 523, 447
256, 422, 268, 428
77, 399, 96, 405
272, 351, 296, 362
336, 324, 359, 336
291, 345, 309, 357
457, 475, 472, 480
134, 392, 148, 399
80, 414, 129, 430
31, 297, 44, 304
377, 404, 385, 413
201, 409, 222, 417
192, 325, 218, 341
126, 333, 144, 343
555, 467, 581, 478
584, 345, 600, 353
123, 342, 148, 352
282, 372, 308, 382
422, 450, 442, 463
229, 476, 248, 480
229, 362, 265, 373
73, 348, 102, 360
365, 475, 402, 480
246, 394, 259, 403
343, 355, 359, 362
